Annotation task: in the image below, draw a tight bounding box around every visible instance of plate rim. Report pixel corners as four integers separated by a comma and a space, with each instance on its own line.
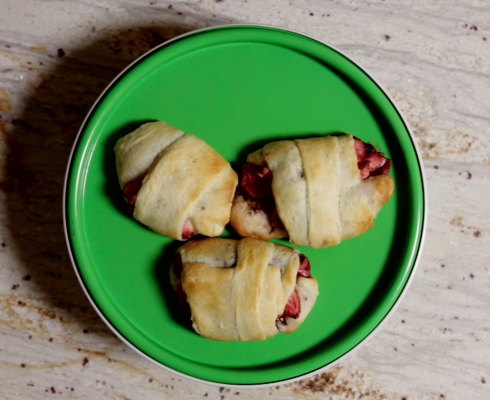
63, 23, 427, 388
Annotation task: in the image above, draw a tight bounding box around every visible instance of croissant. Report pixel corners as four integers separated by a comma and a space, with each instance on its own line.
230, 134, 394, 248
170, 238, 319, 341
114, 121, 238, 240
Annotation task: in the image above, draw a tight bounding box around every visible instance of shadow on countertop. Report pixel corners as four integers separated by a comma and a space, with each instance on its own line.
0, 19, 231, 341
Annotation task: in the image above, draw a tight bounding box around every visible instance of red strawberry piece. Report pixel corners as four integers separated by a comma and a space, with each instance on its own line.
365, 151, 388, 172
359, 162, 371, 180
354, 137, 391, 179
122, 176, 144, 213
240, 163, 273, 200
182, 220, 195, 240
298, 254, 311, 278
277, 256, 311, 326
354, 138, 366, 161
373, 157, 391, 176
239, 163, 285, 230
284, 288, 301, 319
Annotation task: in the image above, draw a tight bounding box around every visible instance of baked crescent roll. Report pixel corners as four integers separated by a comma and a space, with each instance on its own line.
230, 135, 394, 248
170, 238, 319, 341
114, 121, 238, 240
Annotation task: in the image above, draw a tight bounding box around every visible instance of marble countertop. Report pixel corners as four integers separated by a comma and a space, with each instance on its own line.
1, 0, 489, 399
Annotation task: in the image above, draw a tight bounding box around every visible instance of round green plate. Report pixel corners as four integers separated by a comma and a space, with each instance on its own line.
64, 25, 425, 386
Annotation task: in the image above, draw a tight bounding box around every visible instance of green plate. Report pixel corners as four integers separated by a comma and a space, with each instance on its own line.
64, 25, 425, 386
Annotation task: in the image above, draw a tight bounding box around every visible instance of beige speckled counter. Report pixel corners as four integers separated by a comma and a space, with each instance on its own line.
1, 1, 489, 399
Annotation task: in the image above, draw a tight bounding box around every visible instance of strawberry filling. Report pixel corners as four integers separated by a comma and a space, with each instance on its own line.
122, 176, 144, 214
237, 163, 284, 230
276, 254, 312, 326
298, 254, 311, 278
277, 288, 301, 323
240, 163, 274, 200
182, 220, 196, 240
354, 138, 391, 180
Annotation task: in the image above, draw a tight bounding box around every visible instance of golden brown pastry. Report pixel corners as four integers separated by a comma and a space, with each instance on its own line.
114, 121, 238, 240
170, 238, 319, 341
230, 134, 394, 248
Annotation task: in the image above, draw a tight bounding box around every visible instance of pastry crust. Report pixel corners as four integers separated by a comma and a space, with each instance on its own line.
170, 238, 319, 341
296, 136, 341, 248
230, 195, 287, 240
114, 121, 238, 240
263, 140, 308, 245
231, 134, 394, 248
